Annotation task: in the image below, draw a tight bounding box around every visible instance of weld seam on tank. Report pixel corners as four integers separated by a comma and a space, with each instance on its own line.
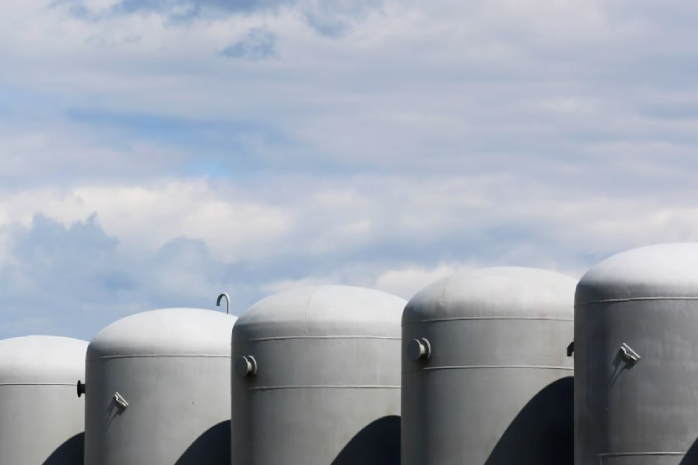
576, 296, 698, 306
237, 335, 401, 342
0, 382, 80, 386
588, 452, 690, 457
402, 316, 573, 326
87, 354, 231, 360
248, 384, 401, 391
420, 365, 573, 371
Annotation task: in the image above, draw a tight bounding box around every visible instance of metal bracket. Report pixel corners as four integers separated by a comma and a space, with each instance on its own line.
620, 343, 641, 365
113, 392, 129, 410
566, 341, 574, 357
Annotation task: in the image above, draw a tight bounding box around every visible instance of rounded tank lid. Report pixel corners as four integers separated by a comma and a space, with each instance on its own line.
403, 266, 576, 325
576, 243, 698, 304
234, 285, 406, 340
87, 308, 237, 360
0, 336, 88, 385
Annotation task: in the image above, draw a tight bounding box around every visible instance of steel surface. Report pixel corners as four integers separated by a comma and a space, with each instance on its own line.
575, 243, 698, 465
231, 285, 404, 465
0, 336, 87, 465
84, 308, 236, 465
402, 267, 576, 465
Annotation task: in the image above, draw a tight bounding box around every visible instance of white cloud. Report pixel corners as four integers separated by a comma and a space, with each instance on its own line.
3, 0, 698, 180
2, 0, 698, 339
373, 262, 469, 299
261, 261, 470, 300
1, 171, 698, 339
0, 181, 292, 262
260, 276, 339, 295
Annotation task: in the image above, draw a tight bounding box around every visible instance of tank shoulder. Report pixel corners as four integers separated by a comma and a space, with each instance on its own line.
403, 267, 576, 325
577, 243, 698, 304
234, 285, 406, 340
0, 335, 87, 384
87, 308, 236, 360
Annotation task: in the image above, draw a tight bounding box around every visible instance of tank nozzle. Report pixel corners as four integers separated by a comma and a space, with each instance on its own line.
408, 338, 431, 362
236, 355, 258, 378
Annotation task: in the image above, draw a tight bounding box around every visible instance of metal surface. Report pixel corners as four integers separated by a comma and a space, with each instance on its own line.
217, 293, 230, 314
231, 285, 405, 465
402, 267, 576, 465
84, 308, 236, 465
575, 243, 698, 465
0, 335, 88, 465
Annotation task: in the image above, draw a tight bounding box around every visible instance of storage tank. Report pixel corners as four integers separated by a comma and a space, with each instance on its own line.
0, 335, 88, 465
231, 285, 405, 465
83, 308, 236, 465
402, 267, 576, 465
575, 243, 698, 465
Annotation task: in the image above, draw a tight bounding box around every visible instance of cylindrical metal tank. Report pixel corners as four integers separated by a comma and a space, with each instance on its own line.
231, 285, 405, 465
0, 335, 88, 465
402, 267, 576, 465
575, 243, 698, 465
84, 308, 236, 465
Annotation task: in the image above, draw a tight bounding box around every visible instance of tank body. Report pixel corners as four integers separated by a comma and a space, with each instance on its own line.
231, 285, 405, 465
575, 243, 698, 465
0, 335, 88, 465
84, 308, 236, 465
402, 267, 576, 465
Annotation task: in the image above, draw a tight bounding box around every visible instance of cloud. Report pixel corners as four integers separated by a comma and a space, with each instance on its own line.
113, 0, 287, 16
49, 0, 288, 21
0, 181, 294, 263
7, 0, 698, 181
0, 214, 124, 338
52, 0, 385, 36
0, 213, 260, 339
3, 0, 698, 340
303, 14, 350, 38
373, 262, 470, 299
2, 170, 698, 340
221, 28, 278, 60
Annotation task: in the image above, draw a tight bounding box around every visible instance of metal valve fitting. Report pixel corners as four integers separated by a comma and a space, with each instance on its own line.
408, 338, 432, 362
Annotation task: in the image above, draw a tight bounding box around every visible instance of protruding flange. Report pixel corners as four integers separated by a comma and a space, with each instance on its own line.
77, 380, 86, 398
408, 338, 432, 362
236, 355, 258, 378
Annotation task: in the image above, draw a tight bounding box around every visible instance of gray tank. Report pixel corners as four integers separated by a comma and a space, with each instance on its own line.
0, 335, 88, 465
231, 285, 405, 465
575, 243, 698, 465
83, 308, 236, 465
402, 267, 576, 465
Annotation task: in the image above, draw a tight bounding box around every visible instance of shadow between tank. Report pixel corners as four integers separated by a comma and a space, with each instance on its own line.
484, 376, 573, 465
175, 420, 231, 465
43, 432, 84, 465
679, 436, 698, 465
331, 415, 400, 465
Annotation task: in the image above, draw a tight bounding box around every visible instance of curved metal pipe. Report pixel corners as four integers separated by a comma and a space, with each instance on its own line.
217, 293, 230, 314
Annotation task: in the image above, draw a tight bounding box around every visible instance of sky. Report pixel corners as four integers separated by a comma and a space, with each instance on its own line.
1, 0, 698, 340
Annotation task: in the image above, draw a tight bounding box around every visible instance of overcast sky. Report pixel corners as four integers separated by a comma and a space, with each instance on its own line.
1, 0, 698, 340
